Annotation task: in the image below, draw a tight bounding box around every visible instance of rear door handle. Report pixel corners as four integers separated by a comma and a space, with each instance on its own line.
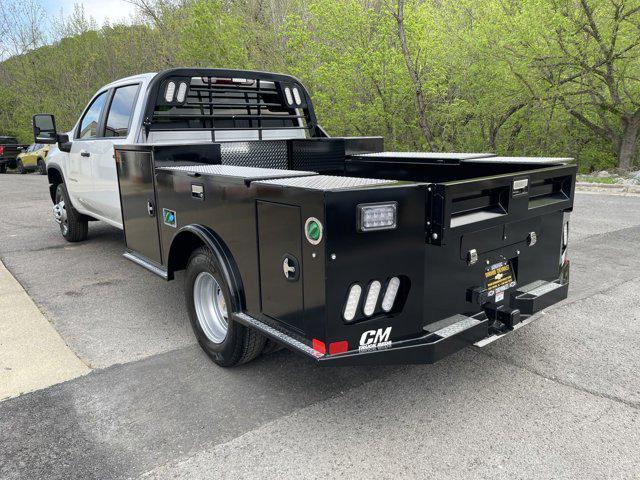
80, 150, 90, 158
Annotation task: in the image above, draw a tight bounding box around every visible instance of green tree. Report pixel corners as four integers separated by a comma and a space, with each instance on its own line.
507, 0, 640, 170
0, 0, 635, 171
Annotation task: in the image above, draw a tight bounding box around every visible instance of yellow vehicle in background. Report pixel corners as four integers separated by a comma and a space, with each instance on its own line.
15, 143, 50, 175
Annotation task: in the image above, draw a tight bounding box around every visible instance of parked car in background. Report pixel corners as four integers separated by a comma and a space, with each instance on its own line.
0, 136, 24, 173
14, 143, 50, 175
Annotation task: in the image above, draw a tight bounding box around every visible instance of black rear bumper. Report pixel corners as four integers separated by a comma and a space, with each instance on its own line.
235, 277, 569, 367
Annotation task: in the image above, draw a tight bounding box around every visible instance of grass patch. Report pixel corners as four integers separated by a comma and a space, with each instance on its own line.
579, 176, 618, 184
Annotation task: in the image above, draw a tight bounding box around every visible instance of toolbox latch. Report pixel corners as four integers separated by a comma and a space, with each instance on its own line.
191, 184, 205, 200
467, 249, 478, 266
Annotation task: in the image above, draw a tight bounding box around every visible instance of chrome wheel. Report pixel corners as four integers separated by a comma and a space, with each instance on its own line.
193, 271, 228, 343
53, 200, 68, 236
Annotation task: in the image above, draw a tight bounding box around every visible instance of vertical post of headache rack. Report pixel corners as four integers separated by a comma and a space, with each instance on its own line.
196, 80, 204, 129
208, 76, 215, 139
257, 78, 262, 141
243, 82, 251, 137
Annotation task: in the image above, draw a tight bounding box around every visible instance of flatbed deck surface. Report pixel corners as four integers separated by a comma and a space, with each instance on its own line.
351, 152, 496, 163
255, 175, 398, 191
462, 156, 575, 165
157, 164, 317, 182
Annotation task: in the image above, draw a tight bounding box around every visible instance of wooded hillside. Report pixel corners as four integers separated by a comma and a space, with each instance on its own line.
1, 0, 638, 171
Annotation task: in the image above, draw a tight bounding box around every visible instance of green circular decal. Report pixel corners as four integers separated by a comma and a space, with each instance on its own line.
307, 221, 320, 241
305, 217, 323, 245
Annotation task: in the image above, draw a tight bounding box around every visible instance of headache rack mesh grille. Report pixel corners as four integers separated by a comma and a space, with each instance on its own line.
150, 76, 313, 140
220, 141, 288, 169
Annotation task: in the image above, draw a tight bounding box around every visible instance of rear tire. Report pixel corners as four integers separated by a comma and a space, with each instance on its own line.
54, 183, 88, 242
37, 158, 47, 175
185, 247, 266, 367
16, 160, 26, 174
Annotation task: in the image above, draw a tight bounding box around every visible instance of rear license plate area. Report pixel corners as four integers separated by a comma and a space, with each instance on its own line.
485, 260, 516, 303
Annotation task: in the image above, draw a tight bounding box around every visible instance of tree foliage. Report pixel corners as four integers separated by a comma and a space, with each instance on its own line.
0, 0, 638, 171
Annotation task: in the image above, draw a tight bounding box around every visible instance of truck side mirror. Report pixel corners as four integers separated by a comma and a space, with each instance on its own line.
32, 114, 58, 144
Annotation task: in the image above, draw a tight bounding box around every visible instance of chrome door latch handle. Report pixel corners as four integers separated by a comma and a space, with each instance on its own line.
147, 201, 155, 217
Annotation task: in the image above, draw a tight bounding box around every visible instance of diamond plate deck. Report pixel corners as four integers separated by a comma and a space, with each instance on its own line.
353, 152, 496, 161
462, 156, 575, 165
255, 175, 396, 191
158, 164, 316, 181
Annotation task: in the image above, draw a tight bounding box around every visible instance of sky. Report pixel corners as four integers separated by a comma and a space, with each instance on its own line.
41, 0, 139, 26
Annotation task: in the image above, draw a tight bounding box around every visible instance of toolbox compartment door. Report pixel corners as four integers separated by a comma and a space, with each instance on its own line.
257, 201, 304, 332
115, 149, 162, 264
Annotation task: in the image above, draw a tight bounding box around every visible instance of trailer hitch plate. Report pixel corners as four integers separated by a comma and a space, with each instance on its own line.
474, 313, 543, 347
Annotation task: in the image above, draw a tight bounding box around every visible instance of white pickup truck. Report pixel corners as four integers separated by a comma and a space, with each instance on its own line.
38, 73, 175, 240
33, 68, 575, 368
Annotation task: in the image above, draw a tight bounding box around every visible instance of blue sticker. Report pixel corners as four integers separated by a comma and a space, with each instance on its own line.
163, 208, 177, 228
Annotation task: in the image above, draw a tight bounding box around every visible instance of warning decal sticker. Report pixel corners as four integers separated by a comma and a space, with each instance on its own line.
485, 261, 516, 300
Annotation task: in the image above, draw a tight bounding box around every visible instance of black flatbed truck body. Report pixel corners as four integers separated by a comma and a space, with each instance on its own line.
109, 67, 575, 367
115, 140, 575, 366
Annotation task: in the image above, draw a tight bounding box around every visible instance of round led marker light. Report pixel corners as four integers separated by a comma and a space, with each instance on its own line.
292, 87, 302, 105
343, 284, 362, 322
363, 281, 382, 316
284, 87, 294, 105
381, 277, 400, 312
305, 217, 323, 245
176, 82, 188, 103
164, 81, 176, 102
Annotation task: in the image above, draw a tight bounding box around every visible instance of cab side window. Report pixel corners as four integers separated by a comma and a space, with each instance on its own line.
78, 91, 108, 139
104, 84, 139, 138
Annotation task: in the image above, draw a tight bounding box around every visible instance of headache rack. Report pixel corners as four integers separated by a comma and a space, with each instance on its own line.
143, 68, 321, 141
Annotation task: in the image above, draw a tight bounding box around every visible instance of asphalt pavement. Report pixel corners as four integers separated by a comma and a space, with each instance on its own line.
0, 174, 638, 479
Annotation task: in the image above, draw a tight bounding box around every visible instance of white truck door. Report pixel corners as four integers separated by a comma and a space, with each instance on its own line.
68, 90, 109, 213
91, 83, 141, 226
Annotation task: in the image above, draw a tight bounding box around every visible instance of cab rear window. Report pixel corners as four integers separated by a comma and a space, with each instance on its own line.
105, 84, 139, 137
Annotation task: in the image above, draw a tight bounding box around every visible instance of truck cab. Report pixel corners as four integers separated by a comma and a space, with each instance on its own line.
33, 68, 575, 368
41, 73, 155, 228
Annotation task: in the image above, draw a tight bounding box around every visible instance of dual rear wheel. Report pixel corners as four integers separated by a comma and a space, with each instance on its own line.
185, 247, 268, 367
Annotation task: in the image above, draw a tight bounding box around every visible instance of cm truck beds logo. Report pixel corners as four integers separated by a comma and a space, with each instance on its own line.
359, 327, 392, 353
